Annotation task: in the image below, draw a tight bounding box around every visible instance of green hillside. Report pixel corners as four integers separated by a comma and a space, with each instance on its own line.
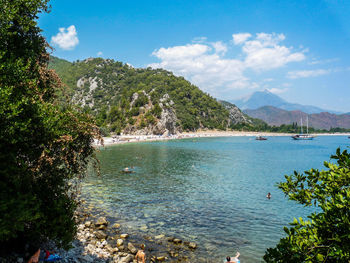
49, 57, 250, 135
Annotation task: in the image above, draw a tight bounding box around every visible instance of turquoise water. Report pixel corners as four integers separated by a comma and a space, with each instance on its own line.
83, 136, 349, 262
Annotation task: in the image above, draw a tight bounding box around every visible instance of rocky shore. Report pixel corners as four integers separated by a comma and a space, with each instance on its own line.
1, 201, 199, 263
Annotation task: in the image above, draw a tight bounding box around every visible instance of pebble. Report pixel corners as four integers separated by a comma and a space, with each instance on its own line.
120, 233, 129, 239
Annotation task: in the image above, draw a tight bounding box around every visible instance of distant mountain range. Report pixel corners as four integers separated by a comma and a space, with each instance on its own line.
231, 90, 339, 114
244, 106, 350, 130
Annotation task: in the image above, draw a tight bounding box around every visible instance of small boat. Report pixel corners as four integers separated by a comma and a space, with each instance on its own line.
292, 116, 315, 140
256, 136, 267, 140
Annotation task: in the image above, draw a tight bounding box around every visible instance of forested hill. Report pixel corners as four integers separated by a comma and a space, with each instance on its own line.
49, 56, 251, 135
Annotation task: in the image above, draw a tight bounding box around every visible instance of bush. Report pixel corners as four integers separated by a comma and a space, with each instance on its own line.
264, 148, 350, 262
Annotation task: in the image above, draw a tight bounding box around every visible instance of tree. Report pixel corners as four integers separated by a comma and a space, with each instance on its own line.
0, 0, 99, 249
264, 148, 350, 262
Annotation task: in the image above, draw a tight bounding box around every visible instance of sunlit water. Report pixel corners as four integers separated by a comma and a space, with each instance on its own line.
82, 136, 349, 262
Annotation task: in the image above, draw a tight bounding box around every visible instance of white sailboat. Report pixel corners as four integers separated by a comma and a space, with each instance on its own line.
292, 116, 315, 140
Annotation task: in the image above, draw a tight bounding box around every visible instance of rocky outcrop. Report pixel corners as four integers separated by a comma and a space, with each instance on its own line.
124, 93, 178, 136
73, 76, 103, 108
219, 100, 251, 126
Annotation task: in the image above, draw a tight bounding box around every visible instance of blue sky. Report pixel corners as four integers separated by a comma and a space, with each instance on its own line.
39, 0, 350, 112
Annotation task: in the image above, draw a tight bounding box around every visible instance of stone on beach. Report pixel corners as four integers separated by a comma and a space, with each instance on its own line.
95, 230, 108, 240
116, 239, 124, 247
127, 242, 137, 254
188, 242, 197, 249
120, 233, 129, 239
95, 216, 109, 226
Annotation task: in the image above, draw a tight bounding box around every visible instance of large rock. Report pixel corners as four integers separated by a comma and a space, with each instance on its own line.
188, 242, 197, 249
116, 239, 124, 247
94, 230, 108, 240
127, 242, 137, 254
95, 216, 108, 227
119, 254, 134, 263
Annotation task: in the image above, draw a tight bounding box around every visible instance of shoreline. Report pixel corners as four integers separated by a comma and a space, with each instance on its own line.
95, 130, 350, 147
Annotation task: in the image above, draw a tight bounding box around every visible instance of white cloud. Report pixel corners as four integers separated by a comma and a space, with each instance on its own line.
150, 43, 248, 94
232, 33, 251, 45
212, 41, 227, 54
192, 36, 207, 43
309, 58, 339, 65
51, 25, 79, 50
242, 33, 305, 71
149, 33, 306, 96
97, 51, 103, 56
267, 88, 288, 94
287, 69, 331, 79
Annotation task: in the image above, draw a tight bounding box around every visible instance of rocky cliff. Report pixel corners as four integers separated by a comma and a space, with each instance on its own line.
49, 56, 255, 135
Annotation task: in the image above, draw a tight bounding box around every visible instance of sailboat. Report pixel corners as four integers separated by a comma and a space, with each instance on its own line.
292, 116, 315, 140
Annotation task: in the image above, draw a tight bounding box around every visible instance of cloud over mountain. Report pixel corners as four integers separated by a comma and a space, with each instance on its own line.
149, 33, 306, 96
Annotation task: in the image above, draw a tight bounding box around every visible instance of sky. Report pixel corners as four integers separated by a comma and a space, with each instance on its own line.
38, 0, 350, 112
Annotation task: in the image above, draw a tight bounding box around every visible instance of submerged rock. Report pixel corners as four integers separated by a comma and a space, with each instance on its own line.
188, 242, 197, 249
95, 216, 108, 226
95, 230, 108, 240
127, 242, 137, 254
120, 233, 129, 239
116, 239, 124, 247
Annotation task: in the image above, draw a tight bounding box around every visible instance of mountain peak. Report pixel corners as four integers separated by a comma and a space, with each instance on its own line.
231, 90, 333, 114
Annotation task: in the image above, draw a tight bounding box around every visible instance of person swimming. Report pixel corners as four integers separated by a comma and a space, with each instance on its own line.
266, 192, 271, 199
226, 252, 240, 263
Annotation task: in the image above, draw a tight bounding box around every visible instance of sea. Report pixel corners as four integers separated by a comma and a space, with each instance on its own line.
82, 135, 349, 262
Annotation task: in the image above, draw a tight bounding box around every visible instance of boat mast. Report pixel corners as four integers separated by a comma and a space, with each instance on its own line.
307, 116, 309, 134
301, 118, 303, 134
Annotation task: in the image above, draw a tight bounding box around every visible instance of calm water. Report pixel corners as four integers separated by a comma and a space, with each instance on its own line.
83, 136, 349, 262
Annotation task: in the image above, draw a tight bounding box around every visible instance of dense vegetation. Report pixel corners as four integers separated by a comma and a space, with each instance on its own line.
264, 148, 350, 262
49, 57, 232, 133
0, 0, 97, 251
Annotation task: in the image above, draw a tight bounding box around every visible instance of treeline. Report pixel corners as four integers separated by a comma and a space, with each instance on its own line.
231, 121, 350, 133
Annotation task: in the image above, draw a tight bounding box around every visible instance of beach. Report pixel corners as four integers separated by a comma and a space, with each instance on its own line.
95, 130, 350, 146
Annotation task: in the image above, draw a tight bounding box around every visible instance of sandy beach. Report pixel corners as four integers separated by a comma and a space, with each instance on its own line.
95, 130, 350, 146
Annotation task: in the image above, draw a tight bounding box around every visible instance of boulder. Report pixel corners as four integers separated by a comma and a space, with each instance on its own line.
120, 233, 129, 239
116, 239, 124, 247
112, 223, 121, 228
84, 221, 92, 228
156, 256, 166, 261
95, 230, 108, 240
95, 216, 108, 226
127, 242, 137, 254
119, 254, 133, 263
188, 242, 197, 249
173, 238, 182, 244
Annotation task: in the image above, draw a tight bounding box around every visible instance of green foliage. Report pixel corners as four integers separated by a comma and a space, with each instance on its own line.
264, 148, 350, 262
0, 0, 97, 249
134, 93, 148, 108
151, 103, 162, 118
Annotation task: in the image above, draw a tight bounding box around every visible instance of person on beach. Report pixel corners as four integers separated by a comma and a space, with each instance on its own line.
266, 192, 271, 199
135, 244, 146, 263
